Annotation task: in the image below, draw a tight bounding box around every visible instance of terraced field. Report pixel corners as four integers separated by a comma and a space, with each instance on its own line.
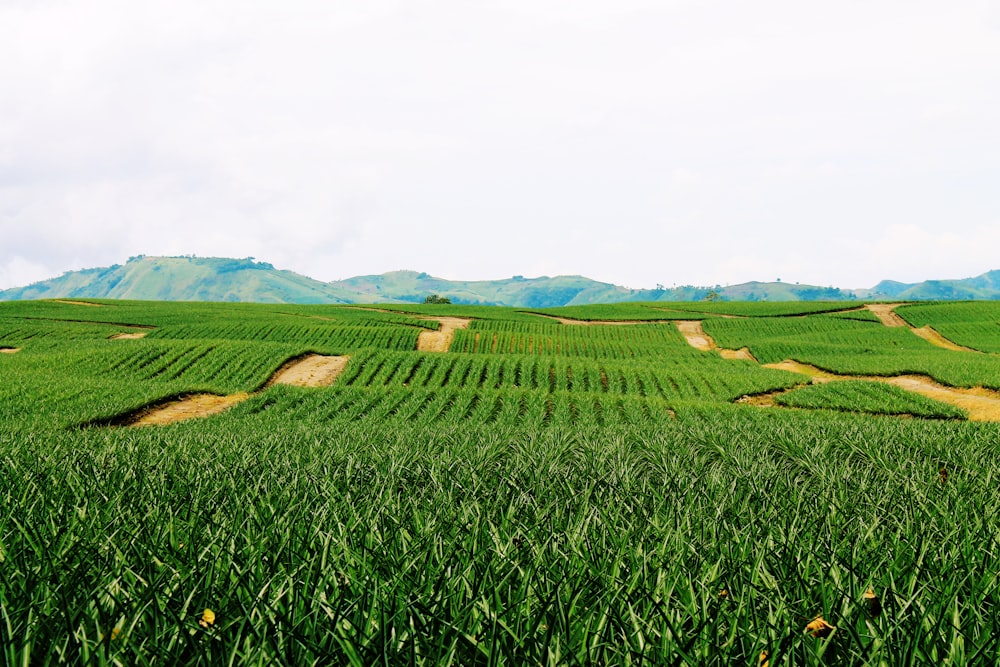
2, 299, 1000, 664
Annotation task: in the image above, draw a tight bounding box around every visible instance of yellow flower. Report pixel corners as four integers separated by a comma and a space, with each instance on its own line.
199, 608, 216, 628
804, 615, 835, 638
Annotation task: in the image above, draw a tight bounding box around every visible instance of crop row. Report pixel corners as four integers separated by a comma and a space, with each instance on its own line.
335, 351, 799, 403
373, 304, 544, 323
0, 318, 129, 347
664, 300, 864, 317
238, 385, 677, 429
452, 321, 694, 359
148, 322, 420, 351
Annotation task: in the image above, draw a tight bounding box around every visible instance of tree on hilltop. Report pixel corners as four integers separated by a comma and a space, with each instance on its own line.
423, 294, 452, 304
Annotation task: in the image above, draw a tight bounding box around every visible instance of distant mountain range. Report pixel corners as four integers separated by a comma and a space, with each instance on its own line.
2, 255, 1000, 306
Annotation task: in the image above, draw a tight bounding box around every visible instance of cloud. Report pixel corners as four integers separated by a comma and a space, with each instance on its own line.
0, 255, 56, 290
862, 223, 1000, 284
1, 1, 998, 290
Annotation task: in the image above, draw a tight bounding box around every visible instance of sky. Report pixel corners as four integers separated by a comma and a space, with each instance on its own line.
1, 0, 999, 291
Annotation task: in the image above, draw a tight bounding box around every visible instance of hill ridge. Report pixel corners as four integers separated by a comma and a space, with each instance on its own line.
2, 255, 999, 305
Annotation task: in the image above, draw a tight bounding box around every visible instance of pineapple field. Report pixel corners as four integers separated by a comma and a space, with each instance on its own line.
2, 298, 1000, 665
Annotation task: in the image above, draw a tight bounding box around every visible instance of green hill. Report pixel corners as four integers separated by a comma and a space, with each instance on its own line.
3, 255, 1000, 305
328, 270, 657, 307
0, 256, 363, 304
868, 270, 1000, 300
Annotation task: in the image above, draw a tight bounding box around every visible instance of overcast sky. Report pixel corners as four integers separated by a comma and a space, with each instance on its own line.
2, 1, 998, 291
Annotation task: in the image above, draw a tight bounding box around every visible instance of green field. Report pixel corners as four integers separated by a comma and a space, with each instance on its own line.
2, 299, 1000, 664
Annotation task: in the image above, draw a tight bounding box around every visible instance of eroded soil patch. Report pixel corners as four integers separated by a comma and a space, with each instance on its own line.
130, 393, 252, 427
52, 299, 104, 307
675, 321, 715, 351
865, 303, 909, 327
531, 313, 666, 326
884, 377, 1000, 422
752, 360, 1000, 421
266, 354, 349, 388
867, 303, 980, 352
719, 347, 757, 361
675, 321, 754, 359
417, 317, 471, 352
116, 354, 350, 427
910, 326, 978, 352
109, 332, 148, 340
675, 321, 1000, 421
762, 360, 840, 382
1, 347, 21, 354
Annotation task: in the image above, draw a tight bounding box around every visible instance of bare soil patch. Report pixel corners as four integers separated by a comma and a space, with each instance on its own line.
866, 303, 909, 327
867, 303, 979, 351
676, 320, 761, 360
653, 307, 744, 319
52, 299, 103, 307
762, 360, 840, 383
530, 313, 665, 326
910, 326, 978, 352
266, 354, 349, 388
417, 317, 471, 352
884, 376, 1000, 422
720, 347, 758, 362
1, 347, 21, 354
109, 332, 148, 340
675, 321, 715, 351
130, 393, 251, 427
756, 359, 1000, 421
736, 393, 778, 407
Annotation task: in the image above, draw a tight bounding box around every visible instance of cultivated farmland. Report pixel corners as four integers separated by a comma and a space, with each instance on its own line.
2, 299, 1000, 664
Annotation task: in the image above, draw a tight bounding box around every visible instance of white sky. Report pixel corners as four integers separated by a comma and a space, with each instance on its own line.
2, 0, 999, 291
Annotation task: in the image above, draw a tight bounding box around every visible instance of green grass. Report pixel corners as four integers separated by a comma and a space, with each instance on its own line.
2, 299, 1000, 663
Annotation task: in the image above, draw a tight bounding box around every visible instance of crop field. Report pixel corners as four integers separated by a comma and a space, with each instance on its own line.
704, 314, 1000, 390
897, 302, 1000, 354
2, 299, 1000, 664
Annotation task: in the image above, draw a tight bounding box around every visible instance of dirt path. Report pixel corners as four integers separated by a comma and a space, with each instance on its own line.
339, 307, 473, 352
652, 307, 744, 319
675, 321, 715, 351
909, 326, 978, 352
266, 354, 349, 387
672, 321, 1000, 421
865, 303, 909, 327
126, 354, 350, 427
417, 317, 471, 352
675, 321, 756, 360
530, 313, 666, 326
884, 376, 1000, 421
866, 303, 980, 352
719, 347, 757, 361
52, 299, 103, 307
751, 361, 1000, 421
130, 393, 252, 427
762, 360, 841, 382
